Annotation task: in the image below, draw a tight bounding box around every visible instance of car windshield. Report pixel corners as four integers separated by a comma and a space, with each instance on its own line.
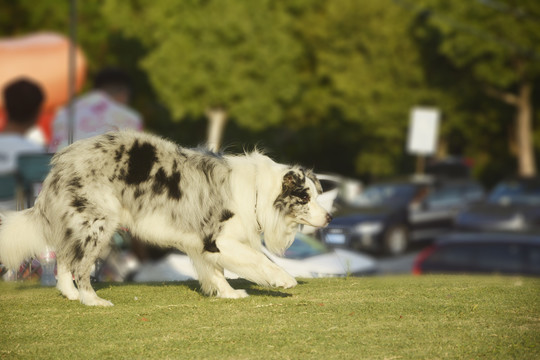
283, 233, 330, 259
426, 182, 484, 209
352, 183, 417, 207
488, 181, 540, 206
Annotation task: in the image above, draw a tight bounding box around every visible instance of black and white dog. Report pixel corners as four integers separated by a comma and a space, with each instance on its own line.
0, 131, 331, 306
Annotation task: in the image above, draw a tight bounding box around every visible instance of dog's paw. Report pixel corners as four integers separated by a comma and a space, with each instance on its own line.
89, 298, 114, 307
272, 274, 297, 289
217, 289, 249, 299
80, 296, 114, 307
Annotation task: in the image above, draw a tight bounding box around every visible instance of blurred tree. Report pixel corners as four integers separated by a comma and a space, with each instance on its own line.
9, 0, 533, 182
412, 0, 540, 177
103, 0, 302, 134
287, 0, 435, 177
103, 0, 432, 177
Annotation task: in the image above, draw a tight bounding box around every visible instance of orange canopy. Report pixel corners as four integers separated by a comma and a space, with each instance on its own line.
0, 32, 87, 143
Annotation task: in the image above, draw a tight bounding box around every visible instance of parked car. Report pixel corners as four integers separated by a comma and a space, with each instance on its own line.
132, 232, 377, 282
412, 232, 540, 276
319, 177, 485, 256
455, 177, 540, 232
266, 232, 377, 277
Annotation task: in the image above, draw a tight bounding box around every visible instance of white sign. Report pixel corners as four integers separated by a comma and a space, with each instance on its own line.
407, 107, 440, 155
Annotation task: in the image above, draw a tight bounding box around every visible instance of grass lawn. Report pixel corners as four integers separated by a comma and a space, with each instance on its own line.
0, 275, 538, 359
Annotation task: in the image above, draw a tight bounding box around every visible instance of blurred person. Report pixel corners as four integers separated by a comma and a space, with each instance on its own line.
0, 78, 45, 174
49, 67, 149, 270
49, 67, 142, 152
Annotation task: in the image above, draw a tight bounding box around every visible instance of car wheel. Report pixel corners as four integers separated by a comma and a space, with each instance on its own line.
383, 226, 408, 256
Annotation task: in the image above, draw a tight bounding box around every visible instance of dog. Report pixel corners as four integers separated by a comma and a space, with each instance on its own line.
0, 131, 331, 306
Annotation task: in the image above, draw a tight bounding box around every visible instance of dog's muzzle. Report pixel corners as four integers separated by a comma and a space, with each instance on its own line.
324, 213, 333, 226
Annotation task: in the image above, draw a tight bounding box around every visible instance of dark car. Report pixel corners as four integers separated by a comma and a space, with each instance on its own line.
413, 232, 540, 276
455, 178, 540, 232
319, 178, 484, 256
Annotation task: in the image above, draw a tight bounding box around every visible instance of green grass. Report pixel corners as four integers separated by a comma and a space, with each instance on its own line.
0, 276, 538, 359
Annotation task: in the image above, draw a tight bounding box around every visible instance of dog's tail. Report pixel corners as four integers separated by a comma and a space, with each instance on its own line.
0, 209, 47, 269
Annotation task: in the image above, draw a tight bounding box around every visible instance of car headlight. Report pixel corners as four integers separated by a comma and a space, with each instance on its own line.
353, 222, 383, 235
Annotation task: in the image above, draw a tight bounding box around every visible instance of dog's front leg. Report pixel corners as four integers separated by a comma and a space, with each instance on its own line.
215, 238, 297, 289
189, 251, 249, 299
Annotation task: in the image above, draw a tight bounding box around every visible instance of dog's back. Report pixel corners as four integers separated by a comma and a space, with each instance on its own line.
48, 131, 182, 198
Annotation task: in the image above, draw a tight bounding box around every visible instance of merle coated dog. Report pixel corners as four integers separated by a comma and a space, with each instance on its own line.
0, 131, 331, 306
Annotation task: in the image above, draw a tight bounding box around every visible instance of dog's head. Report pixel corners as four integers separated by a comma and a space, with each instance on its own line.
273, 168, 332, 228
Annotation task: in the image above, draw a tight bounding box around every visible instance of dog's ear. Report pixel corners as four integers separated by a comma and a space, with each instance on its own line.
305, 169, 323, 194
282, 170, 302, 191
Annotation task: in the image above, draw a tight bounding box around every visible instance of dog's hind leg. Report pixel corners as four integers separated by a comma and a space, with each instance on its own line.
56, 259, 79, 301
72, 250, 114, 307
69, 218, 117, 306
189, 251, 249, 299
215, 238, 297, 290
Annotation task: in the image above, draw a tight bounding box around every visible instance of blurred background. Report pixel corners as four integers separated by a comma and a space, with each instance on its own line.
1, 0, 539, 281
2, 0, 539, 183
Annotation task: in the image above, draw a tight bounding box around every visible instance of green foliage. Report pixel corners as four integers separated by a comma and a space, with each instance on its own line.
1, 276, 538, 359
410, 0, 540, 179
102, 0, 434, 176
417, 0, 540, 86
103, 0, 303, 131
1, 0, 538, 179
288, 0, 430, 176
0, 1, 68, 36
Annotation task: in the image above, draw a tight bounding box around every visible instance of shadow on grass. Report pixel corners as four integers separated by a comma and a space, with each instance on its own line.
16, 282, 43, 290
91, 278, 296, 298
14, 277, 302, 298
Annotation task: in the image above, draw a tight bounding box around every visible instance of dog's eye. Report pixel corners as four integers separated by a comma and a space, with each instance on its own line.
299, 194, 310, 204
291, 189, 310, 204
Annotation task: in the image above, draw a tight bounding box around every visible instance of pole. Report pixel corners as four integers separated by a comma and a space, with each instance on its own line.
67, 0, 77, 145
206, 107, 227, 152
416, 154, 425, 175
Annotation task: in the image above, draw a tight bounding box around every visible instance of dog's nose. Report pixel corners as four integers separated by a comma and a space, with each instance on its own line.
325, 213, 333, 224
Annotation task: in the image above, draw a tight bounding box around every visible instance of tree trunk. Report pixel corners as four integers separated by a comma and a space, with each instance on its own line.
516, 81, 536, 177
206, 107, 228, 152
486, 81, 536, 178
